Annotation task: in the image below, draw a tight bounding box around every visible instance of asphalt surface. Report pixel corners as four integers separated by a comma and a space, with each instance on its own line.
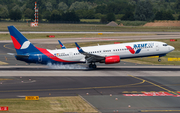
1, 70, 180, 113
1, 34, 180, 113
0, 76, 163, 98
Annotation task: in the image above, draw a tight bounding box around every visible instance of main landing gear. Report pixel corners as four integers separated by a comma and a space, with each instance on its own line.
89, 63, 97, 69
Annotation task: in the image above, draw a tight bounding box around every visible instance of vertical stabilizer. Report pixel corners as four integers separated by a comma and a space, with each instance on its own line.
8, 26, 39, 54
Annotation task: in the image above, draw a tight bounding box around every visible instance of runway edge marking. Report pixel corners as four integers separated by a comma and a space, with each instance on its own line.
128, 74, 179, 95
79, 95, 101, 113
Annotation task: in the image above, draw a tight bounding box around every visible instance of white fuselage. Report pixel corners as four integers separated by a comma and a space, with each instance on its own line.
46, 41, 174, 62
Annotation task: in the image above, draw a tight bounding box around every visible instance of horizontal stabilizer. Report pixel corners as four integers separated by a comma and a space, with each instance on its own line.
15, 55, 29, 61
7, 53, 16, 56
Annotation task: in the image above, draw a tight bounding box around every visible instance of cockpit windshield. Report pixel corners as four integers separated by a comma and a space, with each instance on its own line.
163, 44, 168, 46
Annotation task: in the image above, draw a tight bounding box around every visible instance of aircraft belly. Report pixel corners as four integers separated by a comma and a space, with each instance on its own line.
57, 56, 84, 62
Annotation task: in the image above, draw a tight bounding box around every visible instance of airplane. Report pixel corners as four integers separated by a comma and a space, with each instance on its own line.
58, 40, 66, 49
8, 26, 175, 69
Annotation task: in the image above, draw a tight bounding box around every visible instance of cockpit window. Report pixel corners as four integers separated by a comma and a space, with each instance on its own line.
163, 44, 168, 46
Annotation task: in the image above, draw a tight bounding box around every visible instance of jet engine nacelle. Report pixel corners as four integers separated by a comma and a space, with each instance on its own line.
105, 55, 120, 64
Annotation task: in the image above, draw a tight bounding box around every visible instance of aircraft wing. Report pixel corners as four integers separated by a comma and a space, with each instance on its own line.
75, 42, 105, 63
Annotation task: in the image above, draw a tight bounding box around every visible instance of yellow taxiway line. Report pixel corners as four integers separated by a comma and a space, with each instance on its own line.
0, 80, 145, 93
128, 74, 179, 95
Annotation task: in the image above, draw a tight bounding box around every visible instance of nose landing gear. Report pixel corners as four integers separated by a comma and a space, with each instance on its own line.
158, 57, 161, 62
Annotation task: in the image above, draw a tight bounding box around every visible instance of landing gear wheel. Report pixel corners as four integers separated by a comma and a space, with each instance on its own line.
89, 63, 97, 69
89, 64, 93, 68
158, 58, 161, 62
92, 64, 97, 69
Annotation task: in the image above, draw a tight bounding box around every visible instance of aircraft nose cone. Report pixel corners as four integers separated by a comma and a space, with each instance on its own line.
171, 46, 175, 51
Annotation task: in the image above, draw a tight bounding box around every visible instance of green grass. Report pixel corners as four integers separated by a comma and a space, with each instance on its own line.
80, 19, 147, 26
0, 33, 154, 40
0, 98, 51, 112
0, 96, 98, 113
80, 19, 100, 22
116, 21, 147, 26
1, 22, 180, 32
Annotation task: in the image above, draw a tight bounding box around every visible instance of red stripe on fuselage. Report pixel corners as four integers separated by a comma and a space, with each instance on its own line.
11, 35, 21, 49
36, 47, 76, 63
126, 46, 135, 54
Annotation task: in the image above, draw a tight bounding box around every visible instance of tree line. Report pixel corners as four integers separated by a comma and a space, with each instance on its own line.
0, 0, 180, 22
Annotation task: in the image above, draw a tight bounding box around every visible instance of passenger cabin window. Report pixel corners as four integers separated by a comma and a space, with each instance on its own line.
103, 50, 111, 52
163, 44, 168, 46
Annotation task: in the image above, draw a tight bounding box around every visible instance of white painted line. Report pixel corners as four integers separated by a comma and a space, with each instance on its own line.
17, 95, 26, 98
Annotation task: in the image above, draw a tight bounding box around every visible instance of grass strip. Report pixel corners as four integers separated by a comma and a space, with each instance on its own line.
0, 61, 8, 65
0, 33, 154, 40
0, 96, 98, 113
1, 22, 180, 32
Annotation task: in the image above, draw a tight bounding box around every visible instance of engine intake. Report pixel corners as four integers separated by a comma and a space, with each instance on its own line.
105, 55, 120, 64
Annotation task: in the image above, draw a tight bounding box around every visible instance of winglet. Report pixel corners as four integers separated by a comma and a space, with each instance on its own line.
58, 40, 66, 49
75, 42, 84, 53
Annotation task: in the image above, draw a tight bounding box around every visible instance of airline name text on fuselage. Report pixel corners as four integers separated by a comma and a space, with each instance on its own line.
133, 43, 154, 48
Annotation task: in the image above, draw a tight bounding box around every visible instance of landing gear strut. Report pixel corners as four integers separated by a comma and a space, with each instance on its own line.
89, 63, 97, 69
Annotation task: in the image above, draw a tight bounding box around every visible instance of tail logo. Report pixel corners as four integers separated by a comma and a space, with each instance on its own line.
11, 36, 21, 49
60, 45, 65, 48
77, 47, 82, 51
126, 46, 141, 54
20, 41, 30, 49
11, 35, 30, 50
